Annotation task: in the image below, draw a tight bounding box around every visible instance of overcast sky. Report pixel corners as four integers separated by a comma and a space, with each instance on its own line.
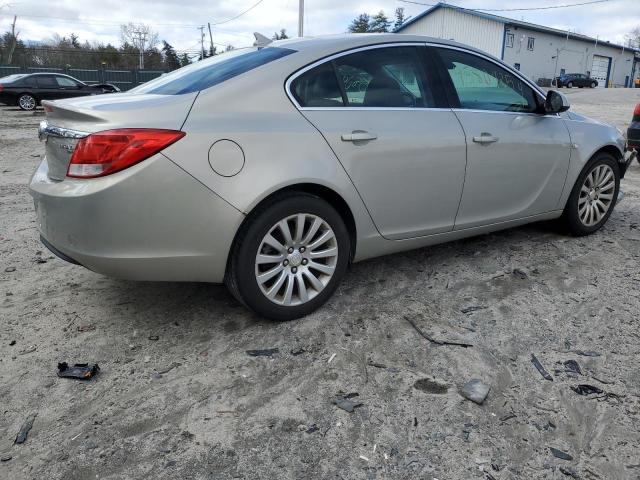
1, 0, 638, 58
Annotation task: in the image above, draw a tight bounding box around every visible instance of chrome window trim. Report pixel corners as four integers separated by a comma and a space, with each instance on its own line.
38, 120, 89, 141
285, 40, 549, 114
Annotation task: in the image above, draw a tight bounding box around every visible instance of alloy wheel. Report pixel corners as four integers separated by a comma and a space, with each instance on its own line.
578, 164, 615, 227
19, 95, 36, 111
255, 213, 338, 306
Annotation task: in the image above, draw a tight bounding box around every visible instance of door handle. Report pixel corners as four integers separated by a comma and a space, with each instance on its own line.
472, 133, 499, 144
341, 131, 377, 142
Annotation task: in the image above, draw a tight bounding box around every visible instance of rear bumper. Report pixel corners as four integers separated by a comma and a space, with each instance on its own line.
29, 153, 244, 283
628, 122, 640, 149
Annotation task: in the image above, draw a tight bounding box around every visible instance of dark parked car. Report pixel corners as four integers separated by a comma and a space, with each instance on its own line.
0, 73, 119, 111
554, 73, 598, 88
628, 103, 640, 161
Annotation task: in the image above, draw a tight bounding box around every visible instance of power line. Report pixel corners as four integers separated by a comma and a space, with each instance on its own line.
397, 0, 611, 11
210, 0, 267, 25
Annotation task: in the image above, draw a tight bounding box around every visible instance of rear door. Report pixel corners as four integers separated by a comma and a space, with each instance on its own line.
35, 75, 62, 100
289, 44, 467, 239
433, 46, 571, 230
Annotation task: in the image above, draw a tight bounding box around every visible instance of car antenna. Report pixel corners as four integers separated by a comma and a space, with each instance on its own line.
253, 32, 272, 49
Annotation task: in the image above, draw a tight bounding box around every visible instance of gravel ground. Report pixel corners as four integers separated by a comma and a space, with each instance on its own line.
2, 88, 640, 480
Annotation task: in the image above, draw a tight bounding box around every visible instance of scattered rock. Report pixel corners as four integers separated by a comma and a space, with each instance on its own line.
151, 373, 163, 380
414, 378, 448, 394
549, 447, 573, 461
15, 413, 37, 444
148, 335, 159, 341
512, 268, 528, 279
0, 453, 12, 462
246, 348, 279, 357
333, 394, 363, 413
559, 466, 579, 477
156, 362, 181, 374
459, 379, 490, 405
306, 424, 319, 434
290, 348, 305, 356
4, 266, 16, 273
461, 305, 486, 314
9, 340, 16, 346
76, 324, 95, 333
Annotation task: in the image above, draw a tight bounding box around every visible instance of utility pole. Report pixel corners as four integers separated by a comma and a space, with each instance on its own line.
298, 0, 304, 37
133, 30, 147, 70
207, 23, 214, 56
198, 26, 205, 60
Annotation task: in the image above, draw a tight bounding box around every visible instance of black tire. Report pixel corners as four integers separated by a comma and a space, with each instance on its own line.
567, 82, 573, 88
562, 152, 620, 236
590, 82, 597, 88
226, 192, 350, 321
17, 93, 37, 111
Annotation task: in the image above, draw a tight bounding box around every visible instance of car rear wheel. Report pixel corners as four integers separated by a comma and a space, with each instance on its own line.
562, 152, 619, 236
18, 93, 37, 111
590, 82, 597, 88
567, 82, 573, 88
226, 192, 350, 321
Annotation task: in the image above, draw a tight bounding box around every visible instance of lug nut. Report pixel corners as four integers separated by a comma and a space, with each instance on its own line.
283, 260, 289, 266
291, 267, 298, 274
302, 259, 308, 265
288, 247, 294, 254
299, 247, 306, 253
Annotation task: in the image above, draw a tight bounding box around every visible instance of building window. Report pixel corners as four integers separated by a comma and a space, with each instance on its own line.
514, 63, 521, 71
560, 68, 566, 75
527, 37, 535, 51
506, 33, 514, 48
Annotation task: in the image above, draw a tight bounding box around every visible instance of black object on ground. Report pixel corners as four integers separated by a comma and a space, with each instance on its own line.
460, 305, 486, 314
290, 348, 305, 356
333, 395, 363, 413
559, 466, 579, 477
564, 360, 582, 375
306, 424, 319, 434
57, 362, 100, 380
246, 348, 279, 357
15, 413, 37, 444
404, 316, 473, 348
549, 447, 573, 461
571, 384, 604, 396
512, 268, 528, 280
531, 354, 553, 381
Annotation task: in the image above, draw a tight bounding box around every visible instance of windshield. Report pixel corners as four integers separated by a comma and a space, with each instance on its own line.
130, 46, 296, 95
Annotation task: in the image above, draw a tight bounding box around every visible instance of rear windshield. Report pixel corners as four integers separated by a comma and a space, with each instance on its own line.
130, 47, 296, 95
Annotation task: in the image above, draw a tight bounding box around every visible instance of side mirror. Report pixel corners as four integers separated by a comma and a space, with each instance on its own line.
545, 90, 570, 113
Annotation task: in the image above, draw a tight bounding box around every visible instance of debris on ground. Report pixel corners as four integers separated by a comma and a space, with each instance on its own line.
0, 453, 12, 462
327, 353, 336, 363
156, 362, 181, 374
19, 345, 36, 355
460, 305, 486, 314
531, 354, 553, 381
367, 360, 387, 369
246, 348, 279, 357
76, 324, 95, 333
573, 350, 601, 357
563, 360, 582, 375
404, 316, 473, 348
549, 447, 573, 461
459, 379, 490, 405
15, 413, 37, 444
148, 335, 159, 341
9, 340, 16, 346
306, 424, 319, 434
290, 348, 305, 356
414, 378, 449, 394
4, 266, 16, 272
571, 384, 604, 396
57, 362, 100, 380
512, 268, 528, 280
559, 466, 579, 477
333, 393, 363, 413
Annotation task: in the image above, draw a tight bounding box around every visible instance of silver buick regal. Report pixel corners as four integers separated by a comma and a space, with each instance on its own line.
30, 34, 631, 320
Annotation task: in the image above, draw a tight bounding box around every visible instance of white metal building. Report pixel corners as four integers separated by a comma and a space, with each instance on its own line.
396, 2, 639, 88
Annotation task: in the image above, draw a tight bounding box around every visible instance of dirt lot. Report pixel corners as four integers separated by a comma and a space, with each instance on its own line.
2, 88, 640, 480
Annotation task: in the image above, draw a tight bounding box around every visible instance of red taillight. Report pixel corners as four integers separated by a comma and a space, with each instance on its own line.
634, 103, 640, 119
0, 84, 4, 93
67, 129, 185, 178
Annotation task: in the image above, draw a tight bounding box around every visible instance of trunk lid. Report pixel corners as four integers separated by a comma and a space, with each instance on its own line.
40, 92, 197, 181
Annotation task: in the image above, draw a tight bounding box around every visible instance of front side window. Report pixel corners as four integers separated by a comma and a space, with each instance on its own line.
527, 37, 535, 51
56, 76, 78, 87
290, 46, 433, 108
436, 48, 538, 113
505, 33, 514, 48
131, 47, 295, 95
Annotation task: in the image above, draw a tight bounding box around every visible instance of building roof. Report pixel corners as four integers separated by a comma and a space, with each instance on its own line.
395, 2, 638, 53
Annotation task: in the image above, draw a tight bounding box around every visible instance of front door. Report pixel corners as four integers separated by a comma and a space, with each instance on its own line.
433, 47, 571, 230
289, 44, 467, 239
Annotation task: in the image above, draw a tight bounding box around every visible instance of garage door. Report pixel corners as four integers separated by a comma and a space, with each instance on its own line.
591, 55, 610, 88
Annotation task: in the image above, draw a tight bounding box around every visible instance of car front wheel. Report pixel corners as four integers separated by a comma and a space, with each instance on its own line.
562, 153, 620, 236
567, 82, 573, 88
590, 82, 597, 88
226, 192, 350, 321
18, 93, 37, 111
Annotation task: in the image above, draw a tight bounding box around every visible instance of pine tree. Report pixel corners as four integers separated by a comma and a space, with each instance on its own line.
273, 29, 288, 40
369, 11, 391, 33
348, 13, 371, 33
394, 8, 405, 30
179, 53, 191, 67
161, 40, 180, 71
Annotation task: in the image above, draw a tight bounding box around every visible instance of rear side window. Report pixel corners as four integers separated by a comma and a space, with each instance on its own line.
131, 47, 295, 95
290, 46, 433, 108
36, 76, 57, 88
436, 48, 538, 113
